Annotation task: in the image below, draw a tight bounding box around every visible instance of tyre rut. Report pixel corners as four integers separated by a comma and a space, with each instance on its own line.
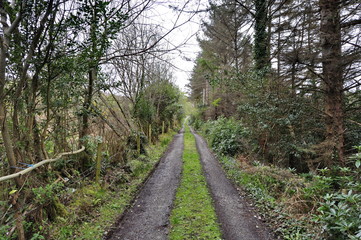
192, 130, 274, 240
106, 130, 184, 240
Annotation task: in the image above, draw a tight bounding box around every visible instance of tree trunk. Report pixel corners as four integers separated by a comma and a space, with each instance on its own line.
291, 62, 296, 97
0, 3, 26, 239
25, 73, 44, 163
0, 6, 23, 187
254, 0, 269, 74
81, 68, 95, 137
32, 118, 44, 161
319, 0, 344, 165
79, 68, 96, 170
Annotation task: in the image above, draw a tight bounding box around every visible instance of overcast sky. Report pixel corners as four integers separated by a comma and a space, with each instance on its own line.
147, 0, 209, 92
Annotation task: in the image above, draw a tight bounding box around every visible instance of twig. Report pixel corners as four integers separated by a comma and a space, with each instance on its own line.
348, 119, 361, 127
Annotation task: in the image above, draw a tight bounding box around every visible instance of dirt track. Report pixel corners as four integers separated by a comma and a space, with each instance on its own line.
105, 128, 273, 240
105, 130, 184, 240
193, 130, 273, 240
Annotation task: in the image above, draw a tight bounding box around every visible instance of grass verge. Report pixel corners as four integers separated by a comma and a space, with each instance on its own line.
169, 127, 222, 240
218, 155, 361, 240
218, 155, 319, 239
49, 131, 176, 240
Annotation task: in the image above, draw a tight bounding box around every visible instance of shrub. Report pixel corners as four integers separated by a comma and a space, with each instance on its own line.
315, 191, 361, 239
313, 149, 361, 239
202, 117, 247, 156
189, 113, 204, 130
32, 183, 64, 205
128, 156, 150, 177
238, 95, 323, 169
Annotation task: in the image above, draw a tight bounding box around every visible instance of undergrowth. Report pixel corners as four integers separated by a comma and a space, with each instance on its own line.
218, 156, 361, 240
198, 118, 361, 240
48, 131, 176, 240
219, 156, 320, 239
169, 126, 222, 240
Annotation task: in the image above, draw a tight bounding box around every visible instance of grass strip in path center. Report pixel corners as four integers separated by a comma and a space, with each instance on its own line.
169, 126, 222, 240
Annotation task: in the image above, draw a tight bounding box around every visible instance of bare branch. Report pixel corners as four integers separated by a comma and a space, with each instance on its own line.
341, 18, 361, 28
234, 0, 255, 18
0, 147, 85, 183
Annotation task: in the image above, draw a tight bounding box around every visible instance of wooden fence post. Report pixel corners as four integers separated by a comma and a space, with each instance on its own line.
95, 142, 103, 184
137, 133, 141, 155
162, 121, 165, 135
148, 124, 152, 144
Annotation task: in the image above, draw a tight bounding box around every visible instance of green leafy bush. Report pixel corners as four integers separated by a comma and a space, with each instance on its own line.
315, 191, 361, 239
127, 155, 151, 177
312, 149, 361, 239
0, 224, 11, 240
238, 94, 323, 169
32, 183, 64, 205
202, 117, 247, 156
189, 112, 204, 130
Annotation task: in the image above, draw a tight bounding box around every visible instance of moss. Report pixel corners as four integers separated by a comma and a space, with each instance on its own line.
169, 127, 222, 239
53, 198, 68, 217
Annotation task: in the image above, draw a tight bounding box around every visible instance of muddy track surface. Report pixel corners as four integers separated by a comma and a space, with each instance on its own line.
105, 130, 184, 240
193, 131, 274, 240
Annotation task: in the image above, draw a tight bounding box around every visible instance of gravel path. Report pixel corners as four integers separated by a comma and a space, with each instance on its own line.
193, 131, 274, 240
106, 128, 274, 240
105, 130, 184, 240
